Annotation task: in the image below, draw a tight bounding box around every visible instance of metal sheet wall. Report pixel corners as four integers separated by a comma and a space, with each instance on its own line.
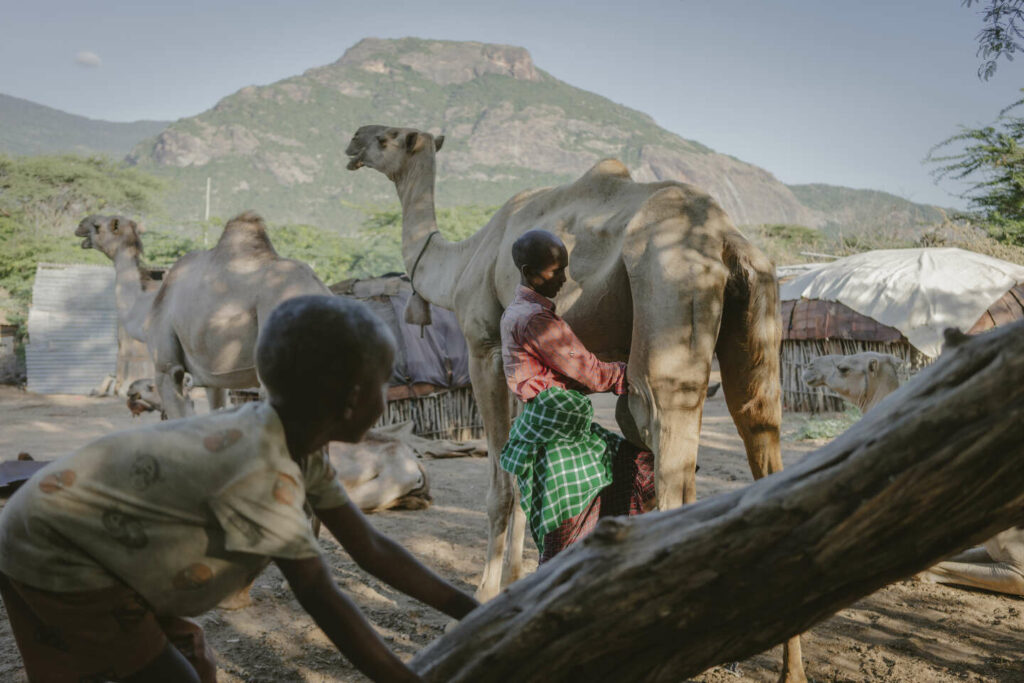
26, 264, 118, 395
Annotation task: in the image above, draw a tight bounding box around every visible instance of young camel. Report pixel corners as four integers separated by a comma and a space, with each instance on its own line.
77, 212, 331, 418
346, 126, 805, 681
803, 351, 1024, 596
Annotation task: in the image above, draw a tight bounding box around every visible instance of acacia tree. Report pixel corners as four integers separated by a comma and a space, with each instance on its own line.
927, 94, 1024, 246
966, 0, 1024, 80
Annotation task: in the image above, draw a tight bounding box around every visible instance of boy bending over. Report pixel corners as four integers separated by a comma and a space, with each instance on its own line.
499, 230, 655, 563
0, 295, 478, 682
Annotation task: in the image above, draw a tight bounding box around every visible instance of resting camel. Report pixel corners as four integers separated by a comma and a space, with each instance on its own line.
801, 352, 901, 413
346, 126, 803, 680
803, 350, 1024, 597
77, 212, 330, 418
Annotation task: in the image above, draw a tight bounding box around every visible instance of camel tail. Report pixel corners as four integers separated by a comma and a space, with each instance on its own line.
718, 231, 782, 425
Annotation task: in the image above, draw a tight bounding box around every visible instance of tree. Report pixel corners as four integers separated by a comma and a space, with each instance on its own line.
927, 93, 1024, 246
966, 0, 1024, 80
410, 322, 1024, 682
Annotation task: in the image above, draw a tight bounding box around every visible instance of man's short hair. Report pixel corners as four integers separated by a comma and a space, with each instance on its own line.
512, 230, 565, 270
256, 295, 395, 404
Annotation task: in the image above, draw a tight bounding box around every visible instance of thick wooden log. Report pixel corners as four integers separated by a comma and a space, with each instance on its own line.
411, 321, 1024, 682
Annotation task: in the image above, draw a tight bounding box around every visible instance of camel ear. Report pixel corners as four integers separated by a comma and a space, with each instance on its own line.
434, 135, 445, 152
868, 359, 879, 373
405, 131, 425, 154
110, 217, 120, 233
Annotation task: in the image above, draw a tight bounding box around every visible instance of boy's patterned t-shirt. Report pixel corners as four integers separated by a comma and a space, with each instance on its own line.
0, 402, 348, 616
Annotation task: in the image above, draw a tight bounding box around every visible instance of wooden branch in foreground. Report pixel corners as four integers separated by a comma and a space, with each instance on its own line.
411, 321, 1024, 682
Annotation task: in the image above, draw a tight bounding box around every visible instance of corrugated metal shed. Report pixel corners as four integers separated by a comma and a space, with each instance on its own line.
26, 263, 119, 394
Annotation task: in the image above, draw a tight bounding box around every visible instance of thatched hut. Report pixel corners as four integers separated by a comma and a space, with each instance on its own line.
779, 248, 1024, 412
329, 275, 482, 440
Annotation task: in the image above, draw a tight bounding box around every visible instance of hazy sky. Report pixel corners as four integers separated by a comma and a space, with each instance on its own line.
2, 0, 1022, 208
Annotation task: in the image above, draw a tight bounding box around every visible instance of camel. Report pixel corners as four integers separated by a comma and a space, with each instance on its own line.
801, 352, 901, 413
75, 215, 229, 411
78, 212, 331, 418
803, 350, 1024, 597
346, 126, 803, 681
328, 433, 433, 512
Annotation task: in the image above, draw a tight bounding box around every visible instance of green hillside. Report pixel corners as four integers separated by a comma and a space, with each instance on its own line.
787, 183, 949, 234
0, 93, 169, 158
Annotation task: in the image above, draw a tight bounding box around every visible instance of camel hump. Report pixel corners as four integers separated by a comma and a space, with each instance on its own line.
582, 158, 632, 181
215, 211, 276, 254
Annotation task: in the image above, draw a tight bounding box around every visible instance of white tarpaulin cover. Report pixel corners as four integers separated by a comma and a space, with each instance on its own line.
779, 248, 1024, 358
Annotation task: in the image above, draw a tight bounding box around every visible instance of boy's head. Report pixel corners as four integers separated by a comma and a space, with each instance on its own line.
512, 230, 568, 299
257, 295, 396, 443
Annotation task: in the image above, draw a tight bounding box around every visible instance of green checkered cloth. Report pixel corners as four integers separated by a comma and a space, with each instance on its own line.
500, 387, 622, 550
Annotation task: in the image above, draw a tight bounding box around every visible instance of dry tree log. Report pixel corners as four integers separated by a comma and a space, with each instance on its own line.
411, 321, 1024, 682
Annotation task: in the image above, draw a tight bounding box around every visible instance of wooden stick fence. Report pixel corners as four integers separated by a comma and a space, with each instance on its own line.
377, 386, 484, 441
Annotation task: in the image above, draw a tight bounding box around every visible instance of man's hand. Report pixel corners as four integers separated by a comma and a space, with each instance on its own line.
316, 502, 479, 620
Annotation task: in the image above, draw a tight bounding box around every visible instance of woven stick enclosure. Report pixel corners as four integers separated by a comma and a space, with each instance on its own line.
781, 339, 930, 413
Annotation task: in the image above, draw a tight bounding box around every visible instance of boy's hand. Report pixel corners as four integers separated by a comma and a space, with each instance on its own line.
315, 502, 479, 620
275, 555, 422, 683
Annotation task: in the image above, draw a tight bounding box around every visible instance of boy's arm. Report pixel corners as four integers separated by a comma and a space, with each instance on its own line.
522, 311, 627, 394
274, 554, 421, 683
315, 501, 479, 619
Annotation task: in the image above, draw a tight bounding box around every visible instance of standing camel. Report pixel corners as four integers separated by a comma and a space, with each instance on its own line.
346, 126, 803, 681
77, 212, 331, 418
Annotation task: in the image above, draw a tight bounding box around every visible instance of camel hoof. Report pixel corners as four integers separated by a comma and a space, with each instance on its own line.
217, 590, 253, 610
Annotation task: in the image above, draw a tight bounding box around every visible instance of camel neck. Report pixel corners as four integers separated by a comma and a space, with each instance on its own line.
392, 152, 473, 308
112, 245, 152, 342
859, 373, 898, 413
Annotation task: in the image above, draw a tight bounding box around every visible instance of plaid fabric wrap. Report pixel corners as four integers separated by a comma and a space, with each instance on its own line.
500, 388, 622, 549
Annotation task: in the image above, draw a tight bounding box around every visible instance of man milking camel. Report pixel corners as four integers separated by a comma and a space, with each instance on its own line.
500, 230, 656, 562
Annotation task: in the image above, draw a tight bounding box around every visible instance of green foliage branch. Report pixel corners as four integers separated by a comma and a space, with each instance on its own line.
927, 93, 1024, 246
965, 0, 1024, 80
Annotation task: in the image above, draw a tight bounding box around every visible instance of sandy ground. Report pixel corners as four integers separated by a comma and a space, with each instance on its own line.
0, 384, 1021, 682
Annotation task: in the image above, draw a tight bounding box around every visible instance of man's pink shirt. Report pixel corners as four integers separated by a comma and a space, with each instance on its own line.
500, 285, 627, 402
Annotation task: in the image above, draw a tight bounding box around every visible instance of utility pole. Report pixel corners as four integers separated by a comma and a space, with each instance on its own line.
204, 177, 211, 246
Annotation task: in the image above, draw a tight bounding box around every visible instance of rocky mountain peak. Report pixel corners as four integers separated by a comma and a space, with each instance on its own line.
335, 37, 540, 85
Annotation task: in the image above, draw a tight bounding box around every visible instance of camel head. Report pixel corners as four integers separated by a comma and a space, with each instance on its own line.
345, 125, 445, 180
75, 214, 143, 259
802, 352, 902, 413
126, 378, 162, 417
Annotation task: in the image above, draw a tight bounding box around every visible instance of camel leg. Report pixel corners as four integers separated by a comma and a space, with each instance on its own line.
625, 271, 722, 508
207, 387, 229, 411
920, 560, 1024, 596
502, 496, 527, 587
468, 345, 515, 602
715, 240, 803, 683
154, 364, 192, 420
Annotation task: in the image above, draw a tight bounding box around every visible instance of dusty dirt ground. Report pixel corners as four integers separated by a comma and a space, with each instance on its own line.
0, 384, 1021, 682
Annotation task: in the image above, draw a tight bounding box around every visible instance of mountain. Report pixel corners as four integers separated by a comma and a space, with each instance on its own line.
127, 37, 835, 230
787, 184, 948, 233
0, 93, 169, 158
